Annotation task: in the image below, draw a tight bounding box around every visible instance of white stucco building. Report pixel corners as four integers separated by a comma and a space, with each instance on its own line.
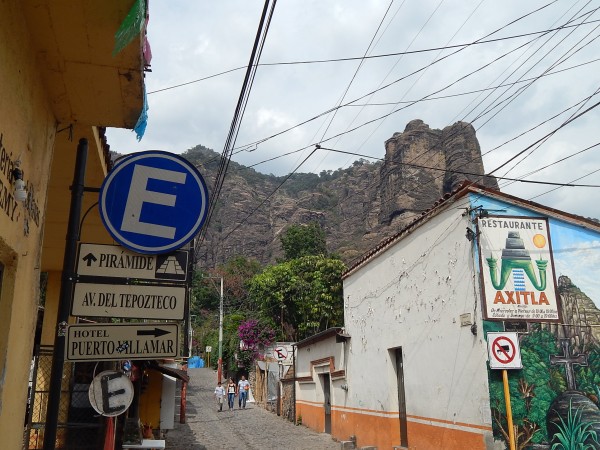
295, 182, 600, 449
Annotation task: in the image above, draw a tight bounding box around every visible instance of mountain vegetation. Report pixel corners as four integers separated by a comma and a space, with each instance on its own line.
185, 120, 496, 374
192, 222, 344, 373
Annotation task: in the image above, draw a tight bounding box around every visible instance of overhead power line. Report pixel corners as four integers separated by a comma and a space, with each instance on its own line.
488, 98, 600, 175
339, 58, 600, 107
147, 14, 599, 95
317, 145, 600, 188
227, 12, 599, 159
193, 2, 599, 251
195, 0, 278, 256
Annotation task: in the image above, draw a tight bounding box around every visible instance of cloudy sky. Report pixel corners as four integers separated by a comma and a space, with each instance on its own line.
107, 0, 600, 218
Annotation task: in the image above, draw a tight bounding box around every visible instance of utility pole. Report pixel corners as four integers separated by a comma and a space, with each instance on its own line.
218, 276, 223, 383
205, 276, 224, 382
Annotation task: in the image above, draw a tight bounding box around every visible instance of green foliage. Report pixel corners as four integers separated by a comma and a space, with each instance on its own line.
551, 400, 600, 449
280, 222, 327, 260
218, 256, 262, 301
282, 172, 321, 196
236, 349, 254, 369
223, 313, 245, 374
248, 255, 345, 341
189, 256, 261, 366
488, 328, 561, 445
576, 344, 600, 400
182, 145, 278, 188
191, 270, 220, 312
551, 368, 569, 394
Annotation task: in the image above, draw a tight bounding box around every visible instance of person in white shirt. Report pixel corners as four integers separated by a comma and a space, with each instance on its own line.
214, 381, 226, 412
237, 375, 250, 409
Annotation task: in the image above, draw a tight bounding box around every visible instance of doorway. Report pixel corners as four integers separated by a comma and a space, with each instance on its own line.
395, 348, 408, 447
322, 373, 331, 434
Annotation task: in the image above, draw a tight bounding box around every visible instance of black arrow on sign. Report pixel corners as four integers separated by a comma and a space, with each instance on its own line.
137, 328, 171, 338
82, 253, 98, 266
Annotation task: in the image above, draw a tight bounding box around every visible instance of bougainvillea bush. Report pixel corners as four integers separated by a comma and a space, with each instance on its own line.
237, 319, 275, 367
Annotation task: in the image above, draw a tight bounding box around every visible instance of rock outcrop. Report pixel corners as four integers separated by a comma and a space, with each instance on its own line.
379, 120, 497, 228
190, 120, 497, 266
550, 275, 600, 348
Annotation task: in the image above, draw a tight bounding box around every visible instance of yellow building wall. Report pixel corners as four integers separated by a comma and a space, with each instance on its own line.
0, 2, 57, 449
139, 370, 164, 431
297, 400, 490, 449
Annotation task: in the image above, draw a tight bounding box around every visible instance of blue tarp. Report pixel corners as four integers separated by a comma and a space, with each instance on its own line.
188, 356, 204, 368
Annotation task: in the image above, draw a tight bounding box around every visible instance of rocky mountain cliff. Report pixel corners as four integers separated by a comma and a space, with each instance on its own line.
552, 275, 600, 348
190, 120, 498, 267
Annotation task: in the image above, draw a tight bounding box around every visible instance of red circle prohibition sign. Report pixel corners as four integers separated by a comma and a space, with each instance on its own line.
492, 336, 516, 364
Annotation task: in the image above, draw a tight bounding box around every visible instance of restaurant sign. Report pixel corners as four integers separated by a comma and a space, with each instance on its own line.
478, 216, 561, 322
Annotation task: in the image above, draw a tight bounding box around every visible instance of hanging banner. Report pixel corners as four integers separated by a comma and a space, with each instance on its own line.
478, 216, 561, 322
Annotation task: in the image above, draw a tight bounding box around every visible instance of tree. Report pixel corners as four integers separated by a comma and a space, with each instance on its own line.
237, 319, 275, 368
190, 257, 261, 363
214, 256, 261, 304
190, 269, 220, 312
280, 222, 327, 260
248, 255, 345, 341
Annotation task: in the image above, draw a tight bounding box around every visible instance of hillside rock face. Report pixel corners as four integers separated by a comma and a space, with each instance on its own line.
379, 120, 498, 229
192, 120, 497, 267
551, 275, 600, 347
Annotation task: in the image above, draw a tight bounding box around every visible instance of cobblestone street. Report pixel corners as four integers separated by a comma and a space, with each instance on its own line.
165, 368, 340, 450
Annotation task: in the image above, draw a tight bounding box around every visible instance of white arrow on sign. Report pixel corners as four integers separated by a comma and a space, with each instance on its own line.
65, 323, 180, 361
71, 283, 186, 320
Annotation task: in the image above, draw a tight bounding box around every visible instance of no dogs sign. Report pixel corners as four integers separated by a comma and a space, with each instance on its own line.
487, 332, 522, 370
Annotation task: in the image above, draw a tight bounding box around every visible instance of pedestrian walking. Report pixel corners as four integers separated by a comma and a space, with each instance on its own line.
214, 381, 225, 412
226, 378, 236, 411
237, 375, 250, 409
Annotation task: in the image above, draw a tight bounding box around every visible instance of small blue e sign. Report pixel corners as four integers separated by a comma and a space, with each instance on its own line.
99, 151, 209, 254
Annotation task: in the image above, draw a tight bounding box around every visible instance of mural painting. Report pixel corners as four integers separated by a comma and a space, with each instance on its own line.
482, 217, 600, 449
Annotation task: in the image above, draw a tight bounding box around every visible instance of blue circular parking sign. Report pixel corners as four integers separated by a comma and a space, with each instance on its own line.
99, 151, 209, 254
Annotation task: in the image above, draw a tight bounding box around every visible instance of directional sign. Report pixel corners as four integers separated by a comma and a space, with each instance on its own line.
76, 243, 189, 281
71, 283, 186, 320
487, 332, 522, 370
66, 323, 180, 361
99, 151, 209, 254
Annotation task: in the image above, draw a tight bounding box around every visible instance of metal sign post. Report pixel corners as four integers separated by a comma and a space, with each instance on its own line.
206, 346, 212, 368
487, 332, 521, 450
43, 138, 88, 450
502, 369, 516, 450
